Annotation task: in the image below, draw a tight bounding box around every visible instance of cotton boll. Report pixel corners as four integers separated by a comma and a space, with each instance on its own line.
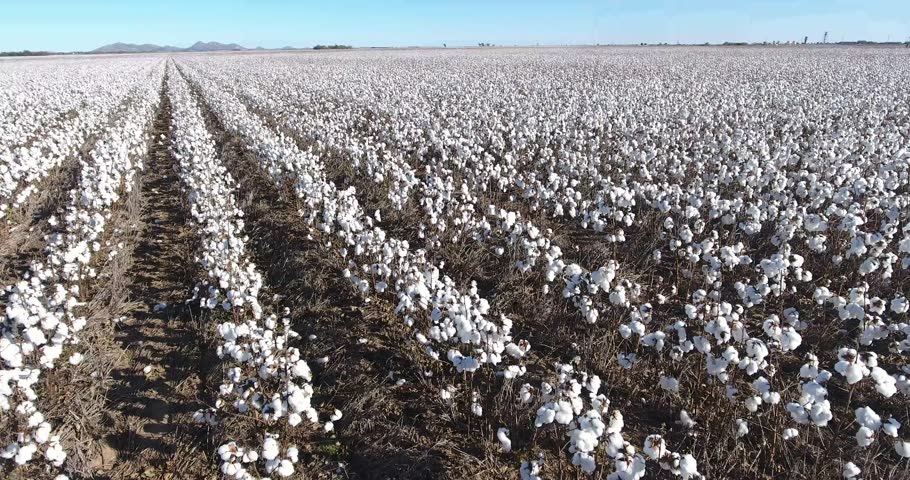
572, 451, 597, 473
520, 458, 543, 480
892, 296, 909, 314
496, 428, 512, 453
275, 459, 294, 477
843, 462, 861, 478
471, 391, 483, 417
855, 426, 874, 447
262, 436, 280, 461
679, 454, 700, 479
882, 418, 901, 437
855, 406, 882, 431
735, 418, 749, 439
782, 428, 798, 440
678, 410, 696, 429
659, 375, 679, 393
896, 440, 910, 458
643, 434, 666, 460
14, 442, 37, 465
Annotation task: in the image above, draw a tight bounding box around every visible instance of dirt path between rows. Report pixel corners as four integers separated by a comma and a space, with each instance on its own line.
98, 74, 213, 480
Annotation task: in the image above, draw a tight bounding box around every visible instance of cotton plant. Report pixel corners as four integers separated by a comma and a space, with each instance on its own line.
173, 49, 910, 477
168, 72, 331, 478
1, 63, 162, 472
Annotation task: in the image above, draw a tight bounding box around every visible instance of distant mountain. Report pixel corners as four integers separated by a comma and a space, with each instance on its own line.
91, 41, 252, 54
92, 42, 182, 54
185, 41, 246, 52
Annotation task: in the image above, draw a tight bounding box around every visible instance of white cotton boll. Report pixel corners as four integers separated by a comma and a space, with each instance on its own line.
571, 451, 597, 473
14, 442, 37, 465
535, 405, 556, 427
45, 441, 66, 466
855, 406, 882, 431
684, 304, 698, 319
659, 375, 679, 393
286, 446, 298, 463
843, 462, 861, 478
520, 459, 542, 480
276, 459, 294, 477
218, 442, 238, 461
519, 384, 533, 404
895, 440, 910, 458
262, 436, 280, 461
782, 428, 798, 440
643, 434, 666, 460
331, 409, 343, 421
780, 329, 802, 351
679, 454, 700, 479
735, 418, 749, 439
678, 410, 696, 429
221, 461, 240, 476
68, 352, 84, 365
744, 395, 761, 413
324, 421, 334, 432
496, 428, 512, 453
870, 367, 897, 398
28, 411, 45, 427
554, 400, 574, 424
34, 422, 52, 443
882, 418, 901, 437
891, 296, 909, 314
855, 426, 874, 447
844, 363, 864, 384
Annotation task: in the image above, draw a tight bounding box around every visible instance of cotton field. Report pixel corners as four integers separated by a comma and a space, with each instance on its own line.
0, 46, 909, 479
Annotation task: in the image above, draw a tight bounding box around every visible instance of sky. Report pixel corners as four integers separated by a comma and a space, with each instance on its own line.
1, 0, 908, 52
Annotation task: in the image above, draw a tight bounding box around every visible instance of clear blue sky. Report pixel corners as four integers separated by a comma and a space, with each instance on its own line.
1, 0, 908, 51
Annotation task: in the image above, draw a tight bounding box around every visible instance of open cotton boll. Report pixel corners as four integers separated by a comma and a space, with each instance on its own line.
659, 375, 679, 393
895, 440, 910, 458
496, 428, 512, 453
261, 436, 280, 461
678, 454, 700, 479
843, 462, 861, 478
882, 418, 901, 437
678, 410, 696, 429
67, 352, 84, 365
735, 419, 749, 439
782, 428, 798, 440
520, 458, 542, 480
275, 459, 295, 477
643, 435, 667, 460
855, 406, 882, 431
855, 426, 874, 447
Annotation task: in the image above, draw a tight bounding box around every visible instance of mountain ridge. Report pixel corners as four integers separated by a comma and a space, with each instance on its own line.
91, 41, 263, 54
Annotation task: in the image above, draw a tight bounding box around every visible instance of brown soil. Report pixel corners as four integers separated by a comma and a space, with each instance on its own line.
98, 74, 214, 480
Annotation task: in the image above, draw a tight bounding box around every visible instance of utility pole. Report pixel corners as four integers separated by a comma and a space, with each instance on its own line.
823, 31, 828, 44
803, 36, 808, 44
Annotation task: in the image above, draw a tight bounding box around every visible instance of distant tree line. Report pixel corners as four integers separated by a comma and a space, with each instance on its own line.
313, 45, 352, 50
0, 50, 58, 57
